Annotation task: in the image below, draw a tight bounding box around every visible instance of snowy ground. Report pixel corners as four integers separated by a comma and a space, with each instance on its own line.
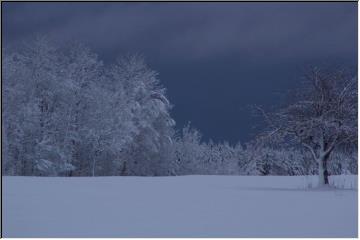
3, 175, 358, 237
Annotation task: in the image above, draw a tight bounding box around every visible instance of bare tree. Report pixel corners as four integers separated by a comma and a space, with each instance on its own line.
257, 67, 357, 186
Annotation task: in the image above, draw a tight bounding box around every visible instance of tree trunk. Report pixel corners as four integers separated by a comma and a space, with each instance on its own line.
120, 161, 127, 176
318, 153, 330, 186
92, 149, 100, 177
323, 153, 330, 184
318, 158, 325, 186
92, 157, 96, 177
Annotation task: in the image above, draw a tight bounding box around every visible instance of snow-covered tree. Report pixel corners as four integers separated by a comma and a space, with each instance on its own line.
108, 55, 176, 176
173, 124, 246, 176
257, 67, 357, 186
174, 124, 206, 175
3, 38, 177, 177
3, 37, 76, 176
244, 144, 314, 176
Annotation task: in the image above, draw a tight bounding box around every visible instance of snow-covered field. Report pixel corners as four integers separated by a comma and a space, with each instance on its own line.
3, 175, 358, 237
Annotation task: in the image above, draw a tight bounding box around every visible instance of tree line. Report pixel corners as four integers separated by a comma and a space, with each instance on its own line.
2, 37, 357, 183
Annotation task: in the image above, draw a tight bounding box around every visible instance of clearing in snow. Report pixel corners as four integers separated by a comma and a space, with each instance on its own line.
3, 175, 358, 237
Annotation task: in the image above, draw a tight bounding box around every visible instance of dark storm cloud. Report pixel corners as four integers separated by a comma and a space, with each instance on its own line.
3, 3, 356, 61
2, 2, 357, 143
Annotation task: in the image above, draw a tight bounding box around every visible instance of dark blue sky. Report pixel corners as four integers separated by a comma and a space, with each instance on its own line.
3, 2, 357, 143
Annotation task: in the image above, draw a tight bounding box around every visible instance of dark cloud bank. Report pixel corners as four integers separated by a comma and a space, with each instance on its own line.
3, 2, 357, 143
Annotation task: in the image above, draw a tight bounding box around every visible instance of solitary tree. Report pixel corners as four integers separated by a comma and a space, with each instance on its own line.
257, 67, 357, 186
